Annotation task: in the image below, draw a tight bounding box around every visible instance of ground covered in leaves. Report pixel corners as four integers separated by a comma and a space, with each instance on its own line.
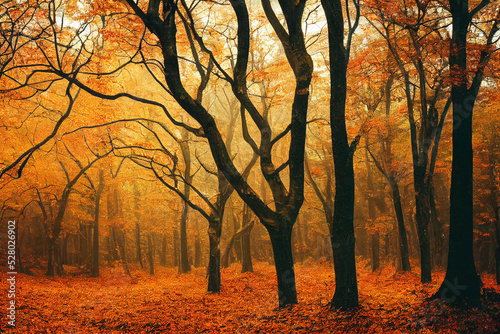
1, 260, 499, 333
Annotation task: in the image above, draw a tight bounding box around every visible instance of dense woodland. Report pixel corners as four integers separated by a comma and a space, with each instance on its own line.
1, 0, 500, 332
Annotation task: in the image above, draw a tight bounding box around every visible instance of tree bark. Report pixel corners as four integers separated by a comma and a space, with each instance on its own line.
135, 222, 143, 268
160, 233, 167, 267
391, 181, 411, 271
46, 238, 54, 276
241, 204, 253, 273
372, 233, 380, 271
179, 131, 192, 274
268, 225, 297, 307
116, 229, 130, 276
207, 218, 221, 293
434, 0, 487, 305
91, 170, 105, 277
147, 234, 154, 275
194, 233, 202, 268
322, 0, 359, 308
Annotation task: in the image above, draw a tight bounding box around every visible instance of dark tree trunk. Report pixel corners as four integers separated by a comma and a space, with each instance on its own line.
495, 206, 500, 285
496, 246, 500, 285
173, 228, 179, 268
391, 182, 411, 271
194, 233, 202, 268
179, 201, 191, 273
365, 150, 379, 272
54, 241, 64, 275
268, 225, 297, 307
372, 233, 380, 271
61, 233, 68, 265
434, 0, 483, 306
147, 234, 154, 275
241, 204, 253, 273
232, 217, 242, 263
110, 227, 120, 261
321, 0, 359, 309
91, 222, 100, 277
91, 170, 105, 277
46, 238, 54, 276
207, 219, 221, 293
160, 233, 167, 267
241, 233, 252, 273
415, 176, 432, 282
135, 222, 143, 268
116, 229, 130, 276
79, 223, 88, 266
429, 183, 445, 268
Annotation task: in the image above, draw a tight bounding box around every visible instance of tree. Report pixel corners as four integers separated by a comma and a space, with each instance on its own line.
321, 0, 361, 308
364, 0, 455, 282
90, 169, 105, 277
116, 0, 313, 306
433, 0, 500, 306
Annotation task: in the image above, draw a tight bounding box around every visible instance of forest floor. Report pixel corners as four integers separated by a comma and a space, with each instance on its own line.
1, 260, 499, 333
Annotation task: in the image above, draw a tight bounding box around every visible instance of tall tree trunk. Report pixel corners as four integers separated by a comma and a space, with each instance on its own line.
46, 237, 55, 276
391, 181, 411, 271
434, 0, 483, 305
116, 229, 130, 276
321, 0, 359, 308
365, 150, 379, 271
207, 218, 221, 293
61, 233, 68, 265
179, 201, 191, 273
493, 201, 500, 285
91, 170, 105, 277
241, 204, 253, 273
135, 222, 143, 268
173, 228, 179, 268
147, 234, 154, 275
429, 182, 445, 268
160, 233, 167, 267
54, 241, 64, 275
194, 232, 202, 268
372, 233, 380, 271
179, 130, 192, 274
415, 176, 432, 282
267, 225, 297, 307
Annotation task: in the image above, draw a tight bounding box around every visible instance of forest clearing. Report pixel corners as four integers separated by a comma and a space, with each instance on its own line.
1, 261, 499, 333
